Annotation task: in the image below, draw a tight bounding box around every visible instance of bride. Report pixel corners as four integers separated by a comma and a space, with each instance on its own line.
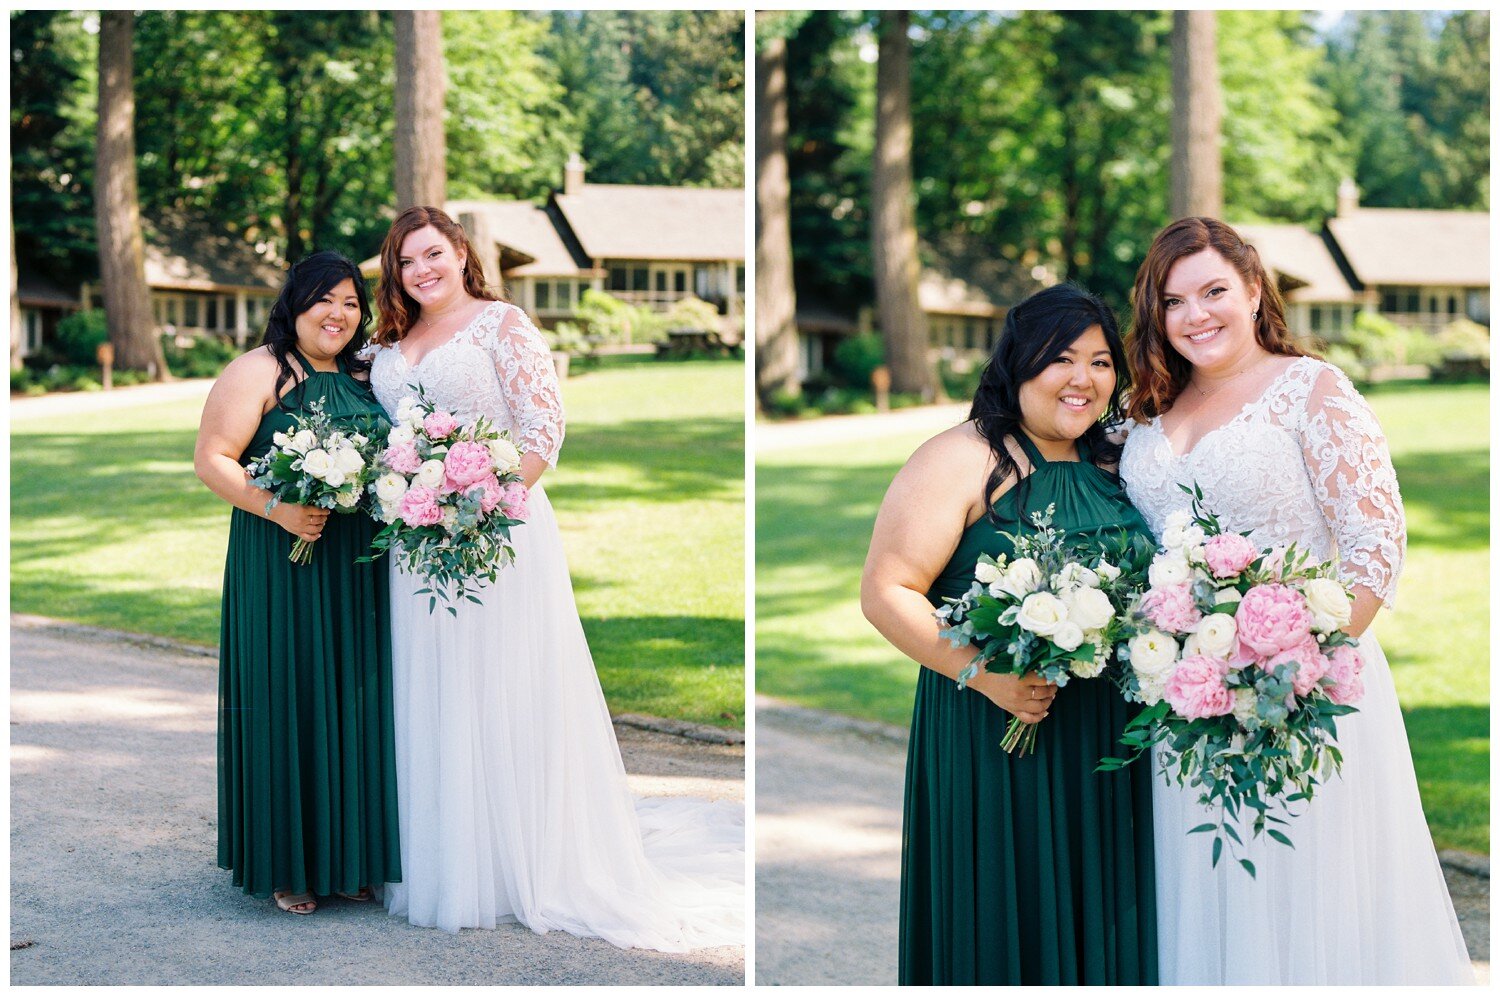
363, 206, 743, 950
1118, 216, 1472, 984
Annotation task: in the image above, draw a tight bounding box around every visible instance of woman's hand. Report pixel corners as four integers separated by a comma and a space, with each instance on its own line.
267, 502, 329, 544
970, 671, 1056, 723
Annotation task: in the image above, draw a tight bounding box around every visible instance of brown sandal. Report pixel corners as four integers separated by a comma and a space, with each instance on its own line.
273, 891, 317, 915
336, 886, 375, 902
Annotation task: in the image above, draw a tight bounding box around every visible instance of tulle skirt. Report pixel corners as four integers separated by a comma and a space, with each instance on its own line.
1151, 634, 1473, 984
382, 485, 745, 949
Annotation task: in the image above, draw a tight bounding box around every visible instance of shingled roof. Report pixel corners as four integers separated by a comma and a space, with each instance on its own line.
445, 199, 595, 279
551, 184, 745, 262
1325, 208, 1489, 287
142, 216, 284, 292
1237, 223, 1362, 304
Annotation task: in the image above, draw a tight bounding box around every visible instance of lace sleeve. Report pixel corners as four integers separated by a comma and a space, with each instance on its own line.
1297, 364, 1405, 607
488, 303, 565, 467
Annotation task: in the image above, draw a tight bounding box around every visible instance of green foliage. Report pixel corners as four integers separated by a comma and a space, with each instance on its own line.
1433, 319, 1490, 361
831, 332, 884, 388
566, 288, 664, 346
661, 295, 722, 333
161, 333, 243, 379
938, 355, 985, 400
1337, 310, 1443, 378
52, 308, 109, 365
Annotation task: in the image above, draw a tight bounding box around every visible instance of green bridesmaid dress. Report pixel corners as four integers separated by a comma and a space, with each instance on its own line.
899, 431, 1157, 985
217, 350, 401, 899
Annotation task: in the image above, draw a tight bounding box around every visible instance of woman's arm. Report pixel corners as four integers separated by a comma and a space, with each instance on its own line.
193, 352, 328, 544
490, 305, 564, 489
860, 429, 1056, 722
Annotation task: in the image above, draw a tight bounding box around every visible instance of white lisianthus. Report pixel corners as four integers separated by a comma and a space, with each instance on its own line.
1051, 620, 1085, 652
1148, 553, 1192, 588
973, 560, 1003, 585
1128, 630, 1180, 681
1213, 587, 1244, 607
300, 448, 334, 479
997, 558, 1043, 600
440, 506, 460, 532
335, 488, 359, 509
374, 472, 409, 503
415, 459, 446, 489
387, 424, 416, 447
487, 437, 522, 473
1015, 591, 1068, 637
323, 468, 346, 488
272, 430, 291, 448
1071, 639, 1109, 679
333, 446, 364, 475
1231, 687, 1260, 729
1185, 613, 1238, 659
1052, 562, 1101, 591
288, 429, 318, 454
1063, 586, 1115, 632
1303, 577, 1352, 633
1095, 559, 1121, 583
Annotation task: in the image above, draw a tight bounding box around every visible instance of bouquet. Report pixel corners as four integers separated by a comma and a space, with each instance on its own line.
246, 400, 382, 564
1099, 484, 1365, 875
937, 505, 1153, 756
366, 391, 529, 614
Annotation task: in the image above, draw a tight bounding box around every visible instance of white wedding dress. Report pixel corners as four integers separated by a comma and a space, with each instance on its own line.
367, 299, 744, 949
1119, 356, 1472, 985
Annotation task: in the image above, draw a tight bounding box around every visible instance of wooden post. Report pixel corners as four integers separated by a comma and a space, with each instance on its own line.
872, 365, 892, 412
97, 342, 115, 390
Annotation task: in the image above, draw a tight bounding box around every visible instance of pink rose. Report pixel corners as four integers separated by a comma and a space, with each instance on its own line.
444, 440, 493, 491
1142, 583, 1203, 634
1164, 654, 1235, 720
1262, 636, 1328, 697
1323, 644, 1365, 705
470, 473, 503, 513
500, 482, 529, 520
1235, 584, 1314, 657
422, 410, 459, 439
384, 441, 422, 475
1203, 533, 1258, 579
397, 484, 443, 526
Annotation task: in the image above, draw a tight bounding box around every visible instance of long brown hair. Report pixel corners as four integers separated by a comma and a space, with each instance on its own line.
1124, 216, 1307, 422
373, 206, 500, 346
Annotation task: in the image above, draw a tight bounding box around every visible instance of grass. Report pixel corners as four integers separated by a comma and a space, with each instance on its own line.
755, 381, 1488, 853
11, 356, 746, 729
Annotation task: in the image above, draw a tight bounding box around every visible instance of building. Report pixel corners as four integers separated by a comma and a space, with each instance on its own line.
1238, 179, 1489, 342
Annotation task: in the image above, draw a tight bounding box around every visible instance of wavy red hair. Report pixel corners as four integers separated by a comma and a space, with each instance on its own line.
373, 206, 500, 346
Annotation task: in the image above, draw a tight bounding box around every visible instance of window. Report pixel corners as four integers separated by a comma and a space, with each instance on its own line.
223, 297, 237, 330
556, 280, 573, 309
535, 281, 552, 310
736, 265, 745, 294
654, 271, 668, 293
1381, 289, 1400, 313
674, 270, 687, 294
1310, 306, 1323, 333
631, 266, 648, 292
24, 310, 43, 353
608, 264, 629, 292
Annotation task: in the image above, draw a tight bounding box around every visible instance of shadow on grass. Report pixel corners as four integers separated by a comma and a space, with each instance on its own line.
582, 615, 745, 728
1392, 448, 1488, 552
1401, 702, 1490, 852
552, 416, 743, 508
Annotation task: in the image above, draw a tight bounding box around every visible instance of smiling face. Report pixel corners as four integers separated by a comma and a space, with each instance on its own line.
293, 277, 360, 362
397, 224, 467, 313
1016, 323, 1116, 451
1160, 247, 1263, 375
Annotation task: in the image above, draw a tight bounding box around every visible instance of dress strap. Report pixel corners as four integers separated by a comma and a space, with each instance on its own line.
290, 349, 318, 377
1013, 429, 1047, 467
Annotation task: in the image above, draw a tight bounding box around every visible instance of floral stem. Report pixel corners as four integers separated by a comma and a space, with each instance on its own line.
1001, 716, 1042, 757
289, 538, 314, 564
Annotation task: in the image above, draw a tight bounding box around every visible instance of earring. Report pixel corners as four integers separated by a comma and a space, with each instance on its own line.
1251, 309, 1260, 321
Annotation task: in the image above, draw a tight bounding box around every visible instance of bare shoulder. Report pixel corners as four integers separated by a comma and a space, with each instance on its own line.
902, 420, 990, 478
215, 346, 277, 387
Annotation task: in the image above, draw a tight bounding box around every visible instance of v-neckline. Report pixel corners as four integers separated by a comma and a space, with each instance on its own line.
1155, 356, 1310, 461
395, 301, 498, 370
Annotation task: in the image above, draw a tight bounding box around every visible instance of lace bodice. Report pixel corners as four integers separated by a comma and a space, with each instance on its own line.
1119, 356, 1405, 607
367, 300, 564, 467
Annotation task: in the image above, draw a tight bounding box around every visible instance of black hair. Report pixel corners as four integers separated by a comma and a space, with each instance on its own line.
261, 250, 373, 398
968, 282, 1128, 520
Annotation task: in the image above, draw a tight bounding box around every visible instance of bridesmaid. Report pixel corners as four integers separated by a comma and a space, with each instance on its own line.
861, 283, 1157, 985
194, 251, 400, 914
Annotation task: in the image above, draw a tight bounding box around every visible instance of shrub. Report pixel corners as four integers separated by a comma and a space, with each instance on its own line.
938, 355, 984, 400
544, 321, 593, 360
831, 333, 885, 389
162, 333, 240, 379
572, 289, 665, 346
662, 295, 722, 334
53, 308, 109, 365
1434, 319, 1490, 362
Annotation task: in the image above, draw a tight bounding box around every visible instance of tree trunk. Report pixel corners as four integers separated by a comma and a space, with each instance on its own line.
11, 221, 22, 371
871, 12, 934, 399
94, 11, 165, 377
1170, 10, 1223, 219
754, 20, 800, 404
394, 11, 447, 211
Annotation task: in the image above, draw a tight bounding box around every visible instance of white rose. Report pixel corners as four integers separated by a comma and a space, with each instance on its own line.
1214, 587, 1244, 606
1015, 591, 1068, 637
415, 459, 446, 489
323, 468, 346, 488
405, 406, 427, 429
336, 488, 359, 509
378, 500, 400, 524
387, 424, 416, 447
1052, 562, 1100, 591
1095, 559, 1121, 583
1303, 577, 1352, 633
1063, 586, 1115, 632
997, 558, 1043, 600
487, 437, 522, 473
1231, 687, 1260, 728
300, 448, 334, 479
1128, 630, 1180, 681
350, 433, 368, 447
334, 446, 365, 475
288, 429, 317, 454
1185, 612, 1238, 659
1148, 553, 1191, 588
395, 396, 419, 421
272, 430, 291, 448
1051, 620, 1085, 652
440, 506, 459, 532
973, 560, 1003, 585
374, 472, 409, 503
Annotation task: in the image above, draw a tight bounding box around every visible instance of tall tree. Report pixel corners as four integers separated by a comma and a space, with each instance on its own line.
755, 13, 801, 403
94, 11, 164, 376
394, 10, 447, 211
871, 11, 933, 398
1171, 11, 1222, 218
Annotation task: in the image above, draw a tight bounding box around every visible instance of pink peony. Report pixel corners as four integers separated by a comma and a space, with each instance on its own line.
500, 482, 529, 520
470, 473, 503, 513
422, 410, 459, 439
397, 484, 444, 526
444, 440, 493, 491
1323, 644, 1365, 705
1142, 583, 1203, 634
1235, 583, 1314, 657
1164, 654, 1235, 719
1262, 636, 1328, 697
1203, 533, 1259, 579
384, 441, 422, 475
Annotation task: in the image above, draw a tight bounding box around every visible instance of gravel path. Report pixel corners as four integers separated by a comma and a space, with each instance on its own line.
10, 617, 744, 985
754, 695, 1488, 986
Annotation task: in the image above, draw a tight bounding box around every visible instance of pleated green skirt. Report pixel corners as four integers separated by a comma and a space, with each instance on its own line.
899, 667, 1157, 985
217, 507, 401, 898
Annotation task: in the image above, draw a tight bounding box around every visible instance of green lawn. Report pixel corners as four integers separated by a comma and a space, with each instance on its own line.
756, 381, 1489, 852
12, 357, 746, 729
